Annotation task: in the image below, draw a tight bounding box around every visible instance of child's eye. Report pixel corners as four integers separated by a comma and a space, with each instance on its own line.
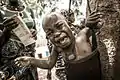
56, 23, 63, 30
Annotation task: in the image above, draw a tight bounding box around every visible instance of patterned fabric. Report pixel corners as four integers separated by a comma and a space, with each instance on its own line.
55, 54, 67, 80
0, 5, 37, 80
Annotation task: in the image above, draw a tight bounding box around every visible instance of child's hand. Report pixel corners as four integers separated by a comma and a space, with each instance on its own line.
85, 10, 103, 29
14, 56, 32, 67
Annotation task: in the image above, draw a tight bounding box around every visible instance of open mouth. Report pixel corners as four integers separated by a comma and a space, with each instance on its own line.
54, 32, 70, 47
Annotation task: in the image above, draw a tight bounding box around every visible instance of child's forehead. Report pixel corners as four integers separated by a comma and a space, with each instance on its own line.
43, 13, 65, 27
47, 12, 65, 21
44, 20, 64, 29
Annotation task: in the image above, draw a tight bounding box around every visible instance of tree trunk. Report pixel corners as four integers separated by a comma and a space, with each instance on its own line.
87, 0, 120, 80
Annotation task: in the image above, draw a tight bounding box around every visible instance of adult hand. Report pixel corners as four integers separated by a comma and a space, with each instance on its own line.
14, 56, 32, 67
30, 29, 37, 40
3, 16, 20, 31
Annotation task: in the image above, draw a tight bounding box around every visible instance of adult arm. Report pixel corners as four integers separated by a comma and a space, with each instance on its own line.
0, 27, 10, 48
0, 15, 19, 47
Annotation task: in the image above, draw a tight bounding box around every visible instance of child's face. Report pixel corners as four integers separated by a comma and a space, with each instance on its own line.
43, 13, 74, 48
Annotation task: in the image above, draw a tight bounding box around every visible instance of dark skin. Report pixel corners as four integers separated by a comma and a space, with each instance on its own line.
0, 16, 19, 80
14, 11, 102, 69
0, 16, 19, 48
5, 0, 37, 39
0, 14, 36, 53
0, 15, 37, 46
0, 1, 37, 79
86, 10, 103, 29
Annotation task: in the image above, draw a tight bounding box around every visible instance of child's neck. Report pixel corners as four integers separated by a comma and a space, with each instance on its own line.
62, 41, 76, 61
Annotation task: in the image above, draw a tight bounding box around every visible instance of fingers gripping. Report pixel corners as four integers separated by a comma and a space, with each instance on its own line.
14, 57, 31, 67
3, 16, 20, 30
86, 11, 103, 28
3, 18, 14, 24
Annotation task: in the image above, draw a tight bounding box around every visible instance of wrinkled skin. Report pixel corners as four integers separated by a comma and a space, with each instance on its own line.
43, 15, 74, 48
0, 16, 19, 48
85, 10, 103, 29
3, 15, 19, 30
60, 9, 80, 36
0, 2, 37, 79
0, 16, 19, 80
14, 10, 102, 69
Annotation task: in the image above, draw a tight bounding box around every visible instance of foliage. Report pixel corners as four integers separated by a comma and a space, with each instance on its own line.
24, 0, 85, 18
24, 0, 87, 37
